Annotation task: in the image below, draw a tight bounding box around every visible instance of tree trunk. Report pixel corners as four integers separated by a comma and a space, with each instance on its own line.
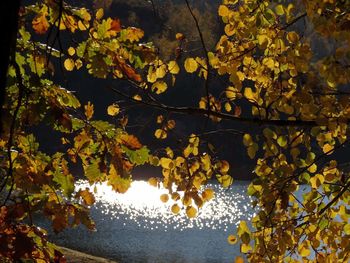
0, 0, 21, 134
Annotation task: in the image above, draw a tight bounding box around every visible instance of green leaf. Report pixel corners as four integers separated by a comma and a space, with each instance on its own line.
53, 171, 75, 197
123, 146, 150, 165
84, 161, 103, 182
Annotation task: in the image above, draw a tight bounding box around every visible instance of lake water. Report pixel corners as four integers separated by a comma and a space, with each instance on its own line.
44, 180, 254, 263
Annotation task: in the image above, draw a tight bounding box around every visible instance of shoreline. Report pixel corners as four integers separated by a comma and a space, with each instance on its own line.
59, 247, 117, 263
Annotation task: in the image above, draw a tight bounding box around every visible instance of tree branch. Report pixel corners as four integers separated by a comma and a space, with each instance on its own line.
108, 85, 333, 127
318, 180, 350, 215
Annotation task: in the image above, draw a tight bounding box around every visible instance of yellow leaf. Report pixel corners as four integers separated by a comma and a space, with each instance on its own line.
165, 147, 174, 158
107, 104, 120, 116
184, 58, 198, 73
155, 64, 167, 78
75, 59, 83, 69
125, 27, 144, 42
243, 134, 253, 147
244, 87, 255, 101
171, 204, 181, 214
175, 33, 184, 40
133, 94, 142, 101
344, 223, 350, 235
308, 163, 317, 173
166, 120, 176, 130
160, 194, 169, 203
299, 245, 311, 257
241, 243, 252, 253
218, 5, 230, 17
218, 174, 233, 188
199, 98, 206, 109
247, 145, 258, 159
224, 102, 232, 112
202, 188, 214, 201
287, 31, 299, 44
148, 177, 158, 187
225, 86, 237, 100
168, 61, 180, 74
64, 58, 75, 71
159, 158, 173, 169
275, 4, 284, 15
78, 20, 88, 31
257, 34, 268, 47
68, 47, 75, 56
186, 206, 197, 218
235, 256, 244, 263
96, 8, 104, 20
79, 8, 91, 21
227, 234, 237, 245
322, 143, 334, 155
277, 136, 287, 147
155, 129, 167, 139
151, 81, 168, 94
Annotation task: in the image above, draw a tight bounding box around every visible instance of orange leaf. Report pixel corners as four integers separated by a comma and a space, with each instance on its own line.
77, 189, 95, 206
32, 14, 49, 34
84, 102, 94, 120
121, 63, 142, 82
110, 18, 121, 33
120, 134, 142, 149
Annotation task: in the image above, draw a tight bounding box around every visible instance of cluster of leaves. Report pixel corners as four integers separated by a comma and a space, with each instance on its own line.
1, 0, 230, 261
148, 135, 231, 218
1, 1, 155, 261
2, 0, 350, 262
207, 0, 350, 262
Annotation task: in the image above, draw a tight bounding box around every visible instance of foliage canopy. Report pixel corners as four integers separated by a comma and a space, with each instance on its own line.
1, 0, 350, 262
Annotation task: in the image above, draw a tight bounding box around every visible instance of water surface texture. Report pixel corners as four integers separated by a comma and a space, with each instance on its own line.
48, 180, 254, 263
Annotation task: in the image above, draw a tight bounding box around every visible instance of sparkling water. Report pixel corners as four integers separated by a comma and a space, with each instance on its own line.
45, 180, 254, 263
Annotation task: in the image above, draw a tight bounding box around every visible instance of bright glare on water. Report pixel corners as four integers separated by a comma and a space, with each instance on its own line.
48, 180, 255, 263
76, 180, 255, 231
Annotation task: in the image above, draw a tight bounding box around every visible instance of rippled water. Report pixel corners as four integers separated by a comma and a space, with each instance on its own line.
45, 180, 254, 263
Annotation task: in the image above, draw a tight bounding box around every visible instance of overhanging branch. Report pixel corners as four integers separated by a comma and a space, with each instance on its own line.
109, 85, 331, 128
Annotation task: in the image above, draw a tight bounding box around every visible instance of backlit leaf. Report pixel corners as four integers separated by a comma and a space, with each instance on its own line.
64, 59, 75, 71
184, 58, 198, 73
107, 104, 120, 116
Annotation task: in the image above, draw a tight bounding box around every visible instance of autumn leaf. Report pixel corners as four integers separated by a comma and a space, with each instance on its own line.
151, 81, 168, 94
120, 134, 142, 150
125, 27, 144, 42
110, 18, 121, 32
227, 234, 238, 244
95, 8, 104, 20
84, 102, 94, 120
160, 194, 169, 203
32, 14, 49, 34
186, 206, 197, 218
171, 204, 180, 214
107, 104, 120, 116
184, 58, 198, 73
64, 59, 75, 71
175, 32, 184, 40
77, 189, 95, 206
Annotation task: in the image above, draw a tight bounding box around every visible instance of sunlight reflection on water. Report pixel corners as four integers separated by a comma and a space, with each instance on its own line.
76, 180, 255, 231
